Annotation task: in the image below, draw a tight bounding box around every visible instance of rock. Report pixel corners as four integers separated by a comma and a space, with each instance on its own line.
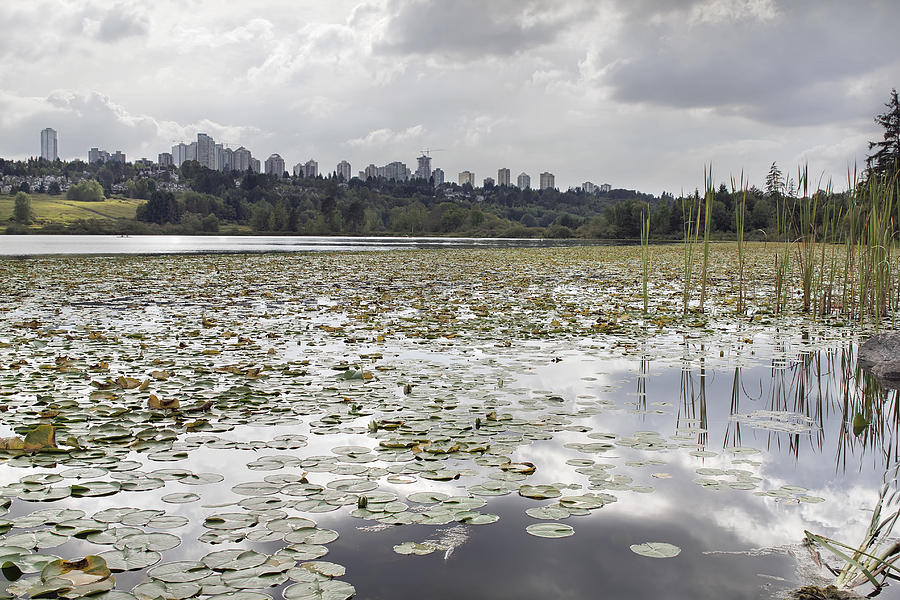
791, 585, 853, 600
859, 332, 900, 370
873, 360, 900, 381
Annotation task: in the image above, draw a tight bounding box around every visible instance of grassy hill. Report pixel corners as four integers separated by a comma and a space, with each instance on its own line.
0, 193, 143, 230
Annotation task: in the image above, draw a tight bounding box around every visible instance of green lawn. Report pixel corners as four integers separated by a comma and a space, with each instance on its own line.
0, 193, 143, 227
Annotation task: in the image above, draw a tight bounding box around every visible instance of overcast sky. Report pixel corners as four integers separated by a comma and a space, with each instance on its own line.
1, 0, 898, 193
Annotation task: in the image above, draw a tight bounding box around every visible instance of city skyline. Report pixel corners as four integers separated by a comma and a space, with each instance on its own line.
1, 2, 898, 193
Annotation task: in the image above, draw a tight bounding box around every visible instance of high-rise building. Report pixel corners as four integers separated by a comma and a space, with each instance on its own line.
379, 162, 407, 181
517, 172, 531, 189
581, 181, 598, 194
250, 158, 261, 173
220, 147, 233, 172
539, 172, 555, 190
337, 160, 351, 182
232, 147, 252, 172
265, 154, 285, 176
432, 168, 445, 186
458, 171, 475, 186
497, 168, 510, 187
110, 151, 126, 164
88, 147, 107, 164
158, 152, 173, 167
186, 142, 198, 162
171, 143, 188, 167
40, 128, 58, 161
197, 133, 216, 170
304, 160, 318, 178
599, 183, 612, 193
364, 164, 378, 179
415, 155, 432, 180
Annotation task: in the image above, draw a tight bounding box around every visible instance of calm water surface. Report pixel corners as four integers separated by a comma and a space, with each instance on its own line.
0, 235, 595, 255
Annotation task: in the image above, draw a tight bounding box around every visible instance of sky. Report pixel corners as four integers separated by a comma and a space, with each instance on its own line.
1, 0, 898, 194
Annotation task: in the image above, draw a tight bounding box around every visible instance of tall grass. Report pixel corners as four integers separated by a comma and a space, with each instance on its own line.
731, 173, 747, 314
681, 190, 702, 315
805, 465, 900, 591
640, 202, 651, 315
699, 167, 713, 312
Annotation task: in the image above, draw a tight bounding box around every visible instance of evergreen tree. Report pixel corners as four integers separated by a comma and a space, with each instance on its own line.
867, 88, 900, 179
765, 162, 783, 198
13, 192, 32, 224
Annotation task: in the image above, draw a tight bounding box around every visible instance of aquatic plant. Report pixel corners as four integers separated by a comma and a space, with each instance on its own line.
805, 465, 900, 591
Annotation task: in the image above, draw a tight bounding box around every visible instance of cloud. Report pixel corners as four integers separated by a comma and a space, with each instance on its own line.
374, 0, 594, 59
345, 125, 425, 148
94, 9, 149, 42
601, 0, 900, 126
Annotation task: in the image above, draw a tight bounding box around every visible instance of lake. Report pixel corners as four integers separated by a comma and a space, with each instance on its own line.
0, 244, 896, 599
0, 235, 595, 256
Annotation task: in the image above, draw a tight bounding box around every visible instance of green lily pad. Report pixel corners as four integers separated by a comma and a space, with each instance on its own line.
629, 542, 682, 558
525, 523, 574, 538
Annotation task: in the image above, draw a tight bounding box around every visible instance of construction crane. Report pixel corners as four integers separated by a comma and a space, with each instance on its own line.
418, 148, 446, 157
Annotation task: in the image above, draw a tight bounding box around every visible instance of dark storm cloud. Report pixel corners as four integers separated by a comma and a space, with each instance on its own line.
374, 0, 594, 59
604, 0, 900, 126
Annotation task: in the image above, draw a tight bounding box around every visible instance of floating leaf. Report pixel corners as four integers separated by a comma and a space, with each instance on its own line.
629, 542, 681, 558
525, 523, 574, 538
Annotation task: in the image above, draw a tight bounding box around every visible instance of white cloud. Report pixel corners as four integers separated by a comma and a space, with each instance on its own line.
345, 125, 425, 148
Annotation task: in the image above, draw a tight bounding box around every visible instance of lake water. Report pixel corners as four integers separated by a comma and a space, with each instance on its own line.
0, 246, 896, 599
0, 235, 595, 256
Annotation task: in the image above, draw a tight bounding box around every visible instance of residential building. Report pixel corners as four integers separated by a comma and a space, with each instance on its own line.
40, 128, 58, 161
432, 168, 445, 186
377, 161, 407, 181
171, 143, 188, 167
109, 151, 126, 164
483, 177, 495, 188
517, 172, 531, 189
415, 154, 432, 180
539, 172, 555, 190
186, 142, 198, 162
158, 152, 173, 167
197, 133, 216, 170
600, 183, 612, 193
497, 168, 510, 187
581, 181, 599, 194
88, 147, 109, 164
265, 154, 285, 176
304, 159, 318, 178
364, 164, 378, 179
220, 147, 233, 172
233, 147, 252, 172
458, 170, 475, 186
250, 158, 261, 173
336, 160, 351, 182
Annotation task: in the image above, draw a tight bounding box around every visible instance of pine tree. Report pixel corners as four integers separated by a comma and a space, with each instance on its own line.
866, 88, 900, 179
765, 162, 783, 198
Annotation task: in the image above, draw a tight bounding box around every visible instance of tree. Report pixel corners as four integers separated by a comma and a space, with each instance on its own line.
867, 88, 900, 179
765, 162, 783, 198
13, 192, 32, 224
67, 179, 105, 202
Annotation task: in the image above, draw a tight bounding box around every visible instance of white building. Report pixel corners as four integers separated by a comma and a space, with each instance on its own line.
233, 147, 252, 172
197, 133, 216, 170
364, 164, 377, 179
88, 147, 109, 164
517, 172, 531, 189
582, 181, 599, 194
265, 154, 286, 176
171, 143, 188, 167
539, 172, 555, 190
432, 168, 445, 186
497, 168, 510, 187
250, 158, 260, 173
186, 142, 198, 162
415, 155, 432, 180
600, 183, 612, 193
40, 128, 58, 161
158, 152, 173, 167
458, 170, 475, 186
336, 160, 352, 182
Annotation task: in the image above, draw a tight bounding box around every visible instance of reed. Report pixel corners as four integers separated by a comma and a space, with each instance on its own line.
805, 465, 900, 592
640, 202, 651, 315
681, 190, 702, 315
698, 167, 713, 312
731, 173, 747, 314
